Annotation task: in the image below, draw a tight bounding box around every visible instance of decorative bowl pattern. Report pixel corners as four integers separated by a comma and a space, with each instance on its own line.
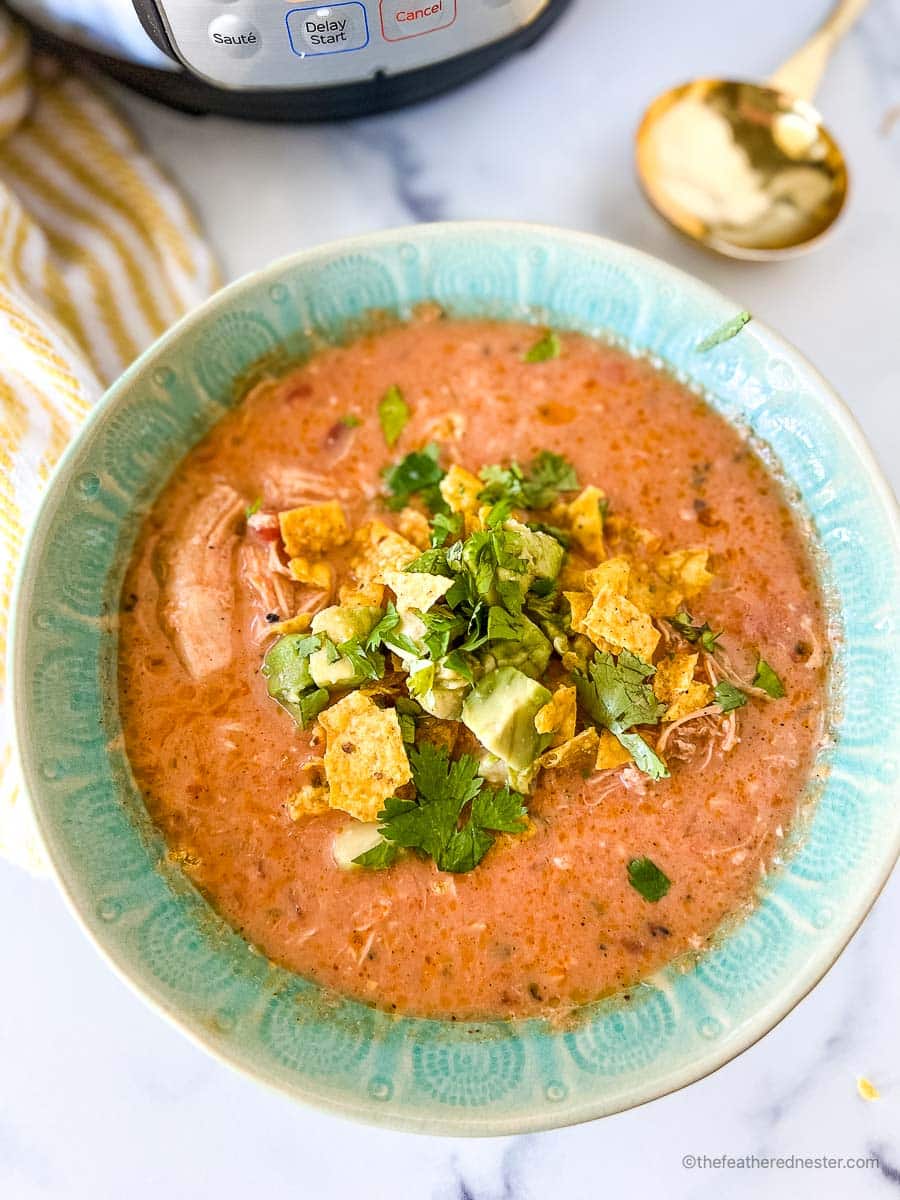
10, 223, 900, 1135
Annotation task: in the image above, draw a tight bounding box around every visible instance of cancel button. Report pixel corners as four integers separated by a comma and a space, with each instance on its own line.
380, 0, 456, 41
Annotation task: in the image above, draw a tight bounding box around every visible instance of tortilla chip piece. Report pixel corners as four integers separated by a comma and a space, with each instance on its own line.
539, 727, 600, 771
320, 691, 412, 822
582, 591, 660, 662
382, 569, 453, 615
338, 582, 386, 607
350, 520, 420, 586
439, 464, 482, 514
564, 590, 592, 631
396, 507, 431, 549
535, 685, 577, 748
577, 557, 660, 662
269, 612, 312, 636
287, 782, 331, 820
567, 486, 606, 560
416, 716, 459, 756
279, 501, 349, 557
287, 557, 331, 589
583, 556, 631, 596
654, 652, 713, 722
655, 548, 713, 600
595, 730, 633, 771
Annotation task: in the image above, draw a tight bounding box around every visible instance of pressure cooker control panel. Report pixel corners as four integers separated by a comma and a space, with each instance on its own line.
144, 1, 553, 90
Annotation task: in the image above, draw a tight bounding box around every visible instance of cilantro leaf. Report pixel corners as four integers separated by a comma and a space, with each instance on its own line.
361, 745, 528, 874
695, 310, 751, 353
364, 603, 400, 650
405, 547, 451, 575
574, 651, 669, 780
408, 662, 436, 698
574, 650, 666, 731
614, 730, 669, 781
627, 857, 671, 902
353, 840, 399, 869
382, 443, 446, 512
340, 413, 362, 428
714, 681, 747, 712
337, 637, 384, 682
669, 610, 721, 653
524, 329, 562, 363
245, 495, 262, 519
478, 451, 578, 510
378, 384, 410, 448
430, 510, 463, 548
753, 657, 785, 699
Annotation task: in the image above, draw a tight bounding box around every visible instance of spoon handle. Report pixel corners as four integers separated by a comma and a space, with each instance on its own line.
767, 0, 869, 102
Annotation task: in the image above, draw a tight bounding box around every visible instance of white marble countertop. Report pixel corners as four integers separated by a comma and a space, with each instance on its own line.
3, 0, 899, 1195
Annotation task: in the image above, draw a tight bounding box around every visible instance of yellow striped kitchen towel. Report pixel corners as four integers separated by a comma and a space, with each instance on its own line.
0, 13, 219, 871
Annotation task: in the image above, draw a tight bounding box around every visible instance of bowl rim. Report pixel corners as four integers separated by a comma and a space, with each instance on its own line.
9, 220, 900, 1135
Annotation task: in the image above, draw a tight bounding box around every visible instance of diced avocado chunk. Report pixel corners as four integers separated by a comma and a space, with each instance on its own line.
461, 666, 551, 772
262, 634, 318, 701
311, 605, 383, 643
309, 605, 383, 688
506, 520, 565, 584
482, 612, 551, 679
410, 658, 470, 720
262, 635, 328, 728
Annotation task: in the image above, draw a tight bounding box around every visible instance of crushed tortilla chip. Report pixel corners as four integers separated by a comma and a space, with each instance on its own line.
656, 548, 713, 598
535, 685, 577, 748
539, 727, 600, 771
287, 781, 331, 820
338, 582, 386, 607
279, 501, 349, 557
566, 486, 606, 560
396, 507, 431, 549
350, 520, 420, 586
320, 690, 412, 822
417, 716, 459, 755
595, 729, 633, 771
382, 569, 453, 615
425, 411, 466, 442
654, 652, 713, 721
572, 556, 660, 662
564, 590, 592, 630
269, 612, 312, 636
857, 1076, 880, 1102
605, 515, 662, 554
287, 557, 332, 589
439, 464, 482, 514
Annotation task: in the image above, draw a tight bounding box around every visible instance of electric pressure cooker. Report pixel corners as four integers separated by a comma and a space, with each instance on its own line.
8, 0, 572, 120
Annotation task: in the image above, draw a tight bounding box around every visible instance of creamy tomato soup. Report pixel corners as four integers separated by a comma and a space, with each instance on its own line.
118, 313, 827, 1020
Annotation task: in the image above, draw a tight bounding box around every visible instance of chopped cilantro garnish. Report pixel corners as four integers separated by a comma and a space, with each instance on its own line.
714, 681, 747, 712
382, 443, 446, 512
430, 510, 463, 548
353, 840, 399, 869
478, 450, 578, 510
753, 657, 785, 699
574, 651, 669, 780
336, 637, 384, 682
524, 329, 562, 363
378, 384, 410, 448
696, 310, 752, 353
669, 610, 721, 653
627, 857, 671, 902
340, 413, 362, 428
355, 744, 527, 873
245, 496, 262, 519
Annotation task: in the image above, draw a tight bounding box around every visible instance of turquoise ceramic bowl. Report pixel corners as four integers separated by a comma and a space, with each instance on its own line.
11, 223, 900, 1135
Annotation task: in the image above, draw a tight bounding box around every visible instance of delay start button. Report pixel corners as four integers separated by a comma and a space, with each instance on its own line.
380, 0, 456, 42
286, 3, 370, 56
207, 14, 261, 58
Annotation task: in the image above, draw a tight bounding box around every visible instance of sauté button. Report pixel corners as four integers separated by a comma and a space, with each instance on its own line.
286, 3, 370, 56
380, 0, 456, 41
208, 14, 261, 57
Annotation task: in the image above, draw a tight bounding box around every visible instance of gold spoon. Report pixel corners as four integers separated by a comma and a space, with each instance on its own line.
635, 0, 869, 259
